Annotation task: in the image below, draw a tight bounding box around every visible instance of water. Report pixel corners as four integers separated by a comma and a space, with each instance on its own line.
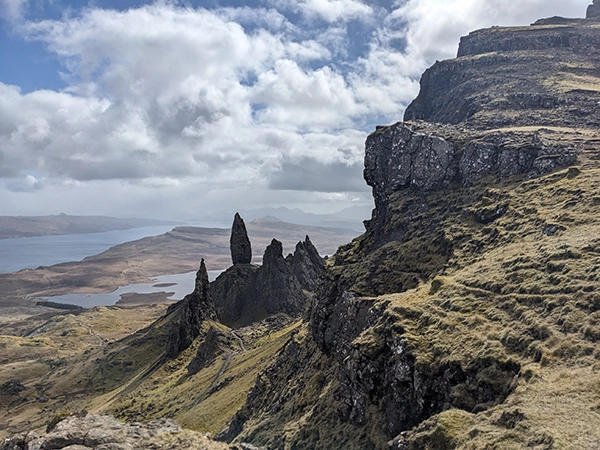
0, 226, 177, 273
41, 270, 224, 308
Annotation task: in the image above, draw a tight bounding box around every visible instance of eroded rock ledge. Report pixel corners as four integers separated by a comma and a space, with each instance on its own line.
364, 122, 576, 231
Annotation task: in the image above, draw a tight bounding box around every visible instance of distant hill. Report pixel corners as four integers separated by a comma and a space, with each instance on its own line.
0, 216, 359, 301
0, 214, 179, 239
193, 204, 373, 232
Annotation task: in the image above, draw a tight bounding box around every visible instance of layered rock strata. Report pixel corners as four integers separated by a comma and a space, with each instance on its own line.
405, 19, 600, 129
364, 122, 576, 232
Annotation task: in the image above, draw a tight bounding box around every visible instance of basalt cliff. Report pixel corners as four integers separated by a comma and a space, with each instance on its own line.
218, 10, 600, 450
3, 8, 600, 450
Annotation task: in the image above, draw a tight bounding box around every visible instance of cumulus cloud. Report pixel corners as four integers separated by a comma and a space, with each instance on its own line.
0, 0, 592, 217
0, 0, 27, 21
298, 0, 373, 22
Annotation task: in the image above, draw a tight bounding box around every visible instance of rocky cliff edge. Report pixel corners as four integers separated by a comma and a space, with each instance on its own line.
220, 8, 600, 450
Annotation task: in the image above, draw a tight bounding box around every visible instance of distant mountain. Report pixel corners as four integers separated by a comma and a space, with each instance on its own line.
0, 214, 179, 239
194, 204, 373, 232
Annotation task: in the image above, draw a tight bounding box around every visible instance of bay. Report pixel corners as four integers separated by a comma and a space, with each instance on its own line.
41, 270, 224, 308
0, 226, 177, 274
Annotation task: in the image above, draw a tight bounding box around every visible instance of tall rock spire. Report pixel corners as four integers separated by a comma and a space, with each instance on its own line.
166, 259, 217, 357
230, 213, 252, 265
288, 235, 325, 291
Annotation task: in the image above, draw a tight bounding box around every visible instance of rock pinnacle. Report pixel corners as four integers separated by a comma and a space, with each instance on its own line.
230, 213, 252, 265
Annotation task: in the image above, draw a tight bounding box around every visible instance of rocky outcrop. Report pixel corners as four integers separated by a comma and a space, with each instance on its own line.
166, 259, 217, 357
286, 236, 325, 291
457, 23, 600, 58
587, 0, 600, 19
231, 213, 252, 265
404, 18, 600, 129
213, 238, 310, 327
311, 281, 519, 437
212, 264, 259, 327
363, 123, 576, 232
0, 412, 230, 450
214, 217, 323, 326
255, 239, 305, 317
0, 380, 25, 396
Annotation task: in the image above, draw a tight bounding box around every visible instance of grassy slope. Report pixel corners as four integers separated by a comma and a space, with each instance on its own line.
0, 299, 298, 442
346, 162, 600, 448
225, 157, 600, 449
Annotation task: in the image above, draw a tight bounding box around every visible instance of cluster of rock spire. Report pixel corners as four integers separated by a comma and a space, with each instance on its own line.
166, 213, 324, 357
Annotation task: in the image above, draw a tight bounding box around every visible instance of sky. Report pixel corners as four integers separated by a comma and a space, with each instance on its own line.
0, 0, 591, 221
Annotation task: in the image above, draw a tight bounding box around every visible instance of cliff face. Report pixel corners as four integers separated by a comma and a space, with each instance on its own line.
404, 21, 600, 129
363, 123, 576, 234
222, 11, 600, 450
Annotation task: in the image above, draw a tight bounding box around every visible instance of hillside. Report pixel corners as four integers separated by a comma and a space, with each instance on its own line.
218, 10, 600, 450
2, 7, 600, 450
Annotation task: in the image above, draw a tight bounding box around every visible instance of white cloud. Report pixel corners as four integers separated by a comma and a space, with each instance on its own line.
0, 0, 592, 217
299, 0, 373, 22
267, 0, 373, 23
251, 59, 361, 129
0, 0, 27, 21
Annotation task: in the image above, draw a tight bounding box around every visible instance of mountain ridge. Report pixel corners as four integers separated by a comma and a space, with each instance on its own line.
217, 8, 600, 450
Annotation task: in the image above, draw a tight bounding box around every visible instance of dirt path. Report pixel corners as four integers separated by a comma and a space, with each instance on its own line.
77, 317, 106, 346
231, 331, 245, 352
